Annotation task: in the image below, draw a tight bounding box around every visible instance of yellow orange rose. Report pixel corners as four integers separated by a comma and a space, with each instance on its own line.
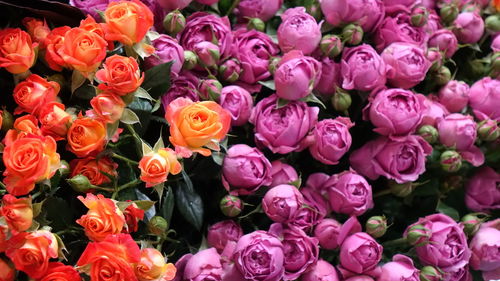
38, 102, 72, 141
22, 17, 50, 45
96, 55, 144, 95
165, 98, 231, 158
67, 116, 106, 158
0, 28, 37, 74
43, 26, 71, 71
12, 74, 60, 116
90, 92, 126, 123
1, 195, 33, 233
135, 248, 176, 281
76, 193, 126, 241
70, 157, 118, 186
104, 0, 154, 46
139, 148, 182, 187
60, 27, 107, 75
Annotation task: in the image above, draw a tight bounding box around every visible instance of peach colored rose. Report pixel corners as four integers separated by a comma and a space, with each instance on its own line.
79, 15, 115, 51
3, 114, 42, 147
36, 262, 82, 281
22, 17, 50, 45
12, 74, 59, 116
139, 148, 182, 187
70, 157, 118, 186
0, 258, 15, 281
96, 55, 144, 95
67, 116, 106, 157
135, 248, 176, 281
0, 28, 37, 74
90, 92, 126, 123
60, 27, 107, 75
165, 98, 231, 158
43, 26, 71, 71
104, 0, 154, 46
1, 195, 33, 233
38, 102, 72, 141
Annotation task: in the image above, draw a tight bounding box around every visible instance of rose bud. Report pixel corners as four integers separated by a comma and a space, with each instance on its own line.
183, 50, 198, 70
219, 59, 241, 83
332, 90, 352, 114
438, 80, 470, 113
236, 0, 283, 21
465, 167, 500, 213
328, 171, 374, 216
308, 117, 354, 165
379, 255, 420, 281
486, 14, 500, 32
477, 119, 500, 142
148, 216, 168, 236
339, 232, 383, 274
418, 125, 439, 144
405, 224, 431, 246
194, 41, 220, 68
220, 195, 243, 217
138, 148, 182, 188
435, 65, 451, 86
469, 77, 500, 122
420, 266, 443, 281
67, 174, 94, 193
440, 150, 462, 173
428, 29, 458, 58
90, 92, 126, 124
268, 56, 281, 75
314, 218, 342, 250
219, 86, 253, 126
145, 35, 185, 74
342, 24, 364, 46
1, 195, 33, 233
411, 6, 428, 27
469, 219, 500, 275
22, 17, 50, 45
207, 220, 243, 253
136, 248, 176, 281
277, 7, 322, 55
163, 10, 186, 36
301, 259, 340, 281
263, 184, 304, 223
427, 48, 443, 72
269, 160, 299, 187
38, 102, 72, 141
0, 28, 37, 74
0, 258, 14, 281
222, 144, 272, 195
389, 181, 415, 197
319, 0, 385, 32
320, 35, 343, 58
440, 4, 459, 24
316, 57, 341, 96
366, 216, 387, 238
199, 79, 222, 100
453, 12, 485, 44
341, 44, 387, 91
461, 213, 486, 237
374, 13, 427, 51
247, 18, 265, 32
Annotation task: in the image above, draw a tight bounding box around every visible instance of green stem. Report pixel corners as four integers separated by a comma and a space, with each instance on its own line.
225, 0, 240, 16
112, 178, 142, 199
382, 237, 409, 248
238, 204, 262, 220
125, 124, 143, 157
92, 186, 115, 193
112, 153, 139, 166
374, 189, 392, 198
0, 181, 6, 190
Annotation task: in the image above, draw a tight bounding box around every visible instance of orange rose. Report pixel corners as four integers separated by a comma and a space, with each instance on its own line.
122, 202, 144, 233
67, 116, 106, 158
90, 92, 126, 123
5, 230, 58, 279
0, 258, 15, 281
96, 55, 144, 95
43, 26, 71, 71
3, 135, 60, 196
22, 17, 51, 46
0, 28, 37, 74
104, 0, 154, 46
495, 0, 500, 11
0, 110, 3, 130
70, 156, 118, 186
3, 114, 42, 147
12, 74, 60, 116
135, 248, 176, 281
79, 15, 115, 51
0, 224, 8, 253
165, 98, 231, 158
139, 148, 182, 187
36, 262, 82, 281
1, 195, 33, 233
60, 27, 107, 75
39, 102, 72, 141
76, 193, 126, 241
77, 233, 140, 280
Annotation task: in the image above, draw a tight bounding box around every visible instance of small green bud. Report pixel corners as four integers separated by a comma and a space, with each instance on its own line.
389, 181, 415, 197
406, 224, 431, 246
486, 14, 500, 32
342, 24, 363, 45
220, 195, 243, 217
163, 10, 186, 36
320, 35, 343, 58
440, 4, 459, 24
440, 150, 462, 173
0, 110, 13, 132
148, 216, 168, 235
366, 216, 387, 238
435, 66, 451, 86
332, 89, 352, 114
67, 175, 94, 193
183, 50, 198, 70
420, 266, 444, 281
418, 125, 439, 144
247, 18, 265, 32
477, 119, 500, 142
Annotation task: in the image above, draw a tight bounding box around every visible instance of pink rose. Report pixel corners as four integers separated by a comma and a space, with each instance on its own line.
194, 0, 217, 4
220, 86, 253, 126
314, 57, 341, 96
232, 29, 280, 85
374, 13, 427, 52
465, 167, 500, 213
250, 94, 319, 154
364, 88, 427, 136
308, 117, 353, 165
207, 220, 243, 253
301, 259, 340, 281
424, 11, 442, 34
161, 73, 200, 107
470, 219, 500, 275
341, 44, 387, 91
328, 171, 374, 216
492, 35, 500, 52
345, 276, 375, 281
290, 187, 328, 231
428, 29, 458, 58
183, 248, 224, 281
236, 0, 283, 21
222, 144, 272, 196
262, 184, 304, 223
314, 218, 342, 250
438, 80, 470, 113
156, 0, 192, 10
277, 7, 321, 55
350, 135, 432, 183
145, 34, 184, 74
305, 172, 331, 198
320, 0, 385, 32
453, 12, 484, 44
339, 232, 383, 275
269, 160, 299, 187
275, 51, 322, 100
469, 77, 500, 121
420, 95, 449, 126
381, 42, 431, 89
378, 255, 419, 281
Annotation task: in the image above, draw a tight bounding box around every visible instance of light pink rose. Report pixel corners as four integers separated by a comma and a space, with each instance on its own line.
319, 0, 385, 32
145, 34, 184, 74
314, 218, 342, 250
428, 29, 458, 58
275, 51, 322, 100
277, 7, 321, 55
470, 219, 500, 275
469, 77, 500, 121
341, 44, 387, 92
438, 80, 470, 113
382, 42, 431, 89
236, 0, 283, 21
314, 57, 341, 96
262, 184, 304, 223
220, 86, 253, 126
183, 248, 224, 281
308, 117, 354, 165
374, 13, 427, 52
207, 220, 243, 253
328, 171, 374, 216
339, 232, 383, 275
378, 255, 419, 281
420, 94, 450, 126
301, 259, 340, 281
465, 167, 500, 213
453, 12, 484, 44
269, 160, 299, 187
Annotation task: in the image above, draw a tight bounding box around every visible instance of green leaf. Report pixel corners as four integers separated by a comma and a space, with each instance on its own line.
43, 197, 74, 231
120, 108, 141, 125
153, 133, 165, 151
302, 93, 326, 109
71, 70, 86, 93
276, 97, 289, 109
175, 177, 203, 231
436, 200, 460, 221
117, 200, 155, 212
134, 87, 154, 101
73, 84, 96, 100
153, 183, 165, 203
258, 80, 276, 90
128, 97, 154, 135
218, 0, 233, 15
32, 200, 45, 218
142, 62, 173, 99
135, 190, 156, 221
160, 186, 175, 225
211, 151, 224, 165
142, 140, 153, 156
106, 121, 120, 141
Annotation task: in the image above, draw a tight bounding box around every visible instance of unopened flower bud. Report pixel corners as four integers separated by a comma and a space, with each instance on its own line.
435, 66, 451, 86
440, 4, 459, 24
486, 14, 500, 32
477, 119, 500, 142
219, 59, 241, 83
411, 6, 428, 27
163, 10, 186, 36
420, 266, 444, 281
418, 125, 439, 144
470, 59, 487, 77
268, 56, 281, 75
220, 195, 243, 217
199, 79, 222, 101
342, 24, 363, 45
440, 150, 462, 173
406, 224, 431, 246
461, 213, 487, 236
247, 18, 265, 32
58, 160, 71, 178
148, 216, 168, 235
320, 35, 343, 58
366, 216, 387, 238
67, 175, 94, 193
332, 89, 351, 114
389, 180, 415, 197
194, 41, 220, 68
427, 48, 443, 72
183, 50, 198, 70
490, 55, 500, 79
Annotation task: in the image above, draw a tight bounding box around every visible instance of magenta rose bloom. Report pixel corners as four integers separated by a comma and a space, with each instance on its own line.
182, 248, 224, 281
470, 219, 500, 276
145, 35, 184, 74
339, 232, 383, 275
438, 80, 470, 113
179, 12, 233, 58
492, 35, 500, 52
277, 7, 321, 55
469, 77, 500, 121
222, 144, 272, 196
269, 224, 319, 280
453, 12, 484, 44
232, 29, 280, 85
269, 160, 299, 187
328, 170, 374, 216
407, 214, 471, 273
301, 259, 340, 281
161, 74, 199, 107
207, 220, 243, 253
195, 0, 217, 4
374, 13, 427, 51
314, 218, 342, 250
220, 86, 253, 126
378, 255, 420, 281
443, 265, 472, 281
290, 187, 328, 231
157, 0, 192, 10
341, 44, 387, 92
320, 0, 385, 32
428, 29, 458, 58
250, 94, 319, 154
364, 89, 427, 136
344, 276, 375, 281
465, 167, 500, 213
350, 135, 432, 183
308, 117, 354, 165
233, 231, 285, 281
69, 0, 110, 19
420, 95, 450, 126
315, 57, 341, 96
437, 113, 484, 166
381, 42, 431, 89
262, 184, 304, 223
383, 0, 419, 12
236, 0, 283, 21
275, 51, 322, 100
424, 11, 442, 34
